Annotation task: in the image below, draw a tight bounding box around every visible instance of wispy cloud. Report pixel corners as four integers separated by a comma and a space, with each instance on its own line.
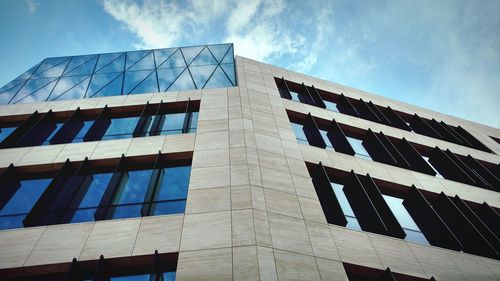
102, 0, 500, 127
25, 0, 38, 14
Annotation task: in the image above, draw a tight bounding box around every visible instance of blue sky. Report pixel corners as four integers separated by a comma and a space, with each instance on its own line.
0, 0, 499, 127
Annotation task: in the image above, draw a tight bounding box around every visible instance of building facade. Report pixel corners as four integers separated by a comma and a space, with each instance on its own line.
0, 43, 499, 280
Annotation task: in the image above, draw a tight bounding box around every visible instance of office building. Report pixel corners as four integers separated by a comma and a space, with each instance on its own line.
0, 43, 499, 280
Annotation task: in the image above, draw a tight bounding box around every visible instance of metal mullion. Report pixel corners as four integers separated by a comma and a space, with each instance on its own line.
0, 164, 19, 210
141, 152, 163, 216
280, 77, 293, 100
83, 105, 110, 142
50, 107, 83, 144
357, 98, 382, 123
328, 118, 356, 156
45, 56, 74, 101
383, 106, 412, 131
309, 85, 326, 108
149, 101, 165, 136
133, 102, 153, 137
91, 255, 108, 281
337, 93, 360, 117
121, 52, 128, 95
384, 268, 397, 281
362, 129, 398, 166
182, 99, 191, 133
409, 114, 443, 140
149, 250, 161, 281
303, 113, 327, 149
63, 258, 83, 281
94, 154, 127, 221
0, 111, 41, 148
179, 48, 198, 89
7, 59, 46, 104
206, 45, 234, 87
16, 109, 57, 147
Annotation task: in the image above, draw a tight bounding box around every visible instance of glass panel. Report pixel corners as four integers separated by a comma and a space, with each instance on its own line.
128, 51, 155, 71
0, 82, 24, 104
41, 122, 64, 145
155, 166, 191, 200
76, 173, 113, 208
129, 71, 158, 94
48, 75, 90, 101
180, 46, 204, 65
0, 214, 26, 230
208, 44, 231, 63
324, 100, 339, 112
63, 55, 97, 76
157, 68, 185, 91
163, 272, 176, 281
0, 79, 25, 94
113, 170, 152, 204
291, 123, 308, 144
403, 228, 429, 245
95, 53, 125, 73
346, 136, 372, 160
157, 49, 186, 69
167, 69, 195, 91
102, 116, 140, 140
319, 129, 334, 149
154, 48, 177, 67
151, 200, 186, 215
87, 73, 123, 97
32, 57, 71, 78
11, 78, 58, 103
220, 63, 236, 85
111, 274, 150, 281
190, 47, 217, 66
70, 208, 97, 223
187, 112, 199, 133
0, 126, 16, 142
0, 178, 52, 215
109, 204, 142, 219
423, 156, 443, 178
12, 62, 41, 81
289, 90, 301, 102
159, 113, 185, 135
221, 45, 234, 64
72, 120, 94, 143
331, 182, 362, 231
126, 50, 150, 69
203, 66, 233, 89
189, 65, 216, 89
123, 70, 155, 94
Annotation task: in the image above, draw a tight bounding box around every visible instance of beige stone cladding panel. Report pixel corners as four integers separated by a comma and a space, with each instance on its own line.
176, 247, 233, 281
0, 226, 46, 268
132, 214, 183, 256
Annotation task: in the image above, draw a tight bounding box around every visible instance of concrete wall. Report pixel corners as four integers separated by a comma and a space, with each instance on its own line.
0, 56, 499, 280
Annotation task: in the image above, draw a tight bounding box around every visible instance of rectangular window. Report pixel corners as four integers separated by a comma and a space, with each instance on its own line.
346, 136, 372, 160
291, 122, 309, 145
324, 100, 339, 112
102, 116, 140, 140
331, 182, 361, 231
146, 112, 198, 136
0, 177, 52, 230
382, 194, 429, 245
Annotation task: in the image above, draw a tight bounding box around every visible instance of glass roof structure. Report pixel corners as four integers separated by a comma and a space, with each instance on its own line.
0, 43, 236, 105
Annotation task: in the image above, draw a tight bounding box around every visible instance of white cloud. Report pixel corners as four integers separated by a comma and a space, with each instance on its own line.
25, 0, 38, 14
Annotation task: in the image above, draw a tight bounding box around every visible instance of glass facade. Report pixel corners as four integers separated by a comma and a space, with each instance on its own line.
0, 44, 236, 105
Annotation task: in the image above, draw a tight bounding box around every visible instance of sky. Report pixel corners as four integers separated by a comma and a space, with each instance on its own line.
0, 0, 499, 128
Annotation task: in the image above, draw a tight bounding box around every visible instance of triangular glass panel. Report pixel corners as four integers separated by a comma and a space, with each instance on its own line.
204, 66, 233, 89
123, 70, 156, 94
157, 50, 186, 69
0, 79, 26, 94
167, 68, 195, 91
190, 47, 217, 66
180, 46, 204, 65
32, 57, 70, 77
221, 64, 236, 85
10, 78, 57, 103
157, 68, 185, 91
128, 51, 155, 71
52, 76, 91, 101
208, 44, 231, 63
32, 57, 71, 78
48, 75, 90, 101
126, 50, 150, 69
154, 48, 177, 67
0, 82, 25, 105
129, 71, 158, 94
13, 62, 41, 80
189, 65, 217, 89
63, 55, 98, 76
13, 79, 58, 104
87, 72, 123, 97
221, 45, 234, 64
95, 53, 125, 73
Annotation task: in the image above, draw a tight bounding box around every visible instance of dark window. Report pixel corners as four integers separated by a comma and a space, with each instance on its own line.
0, 178, 52, 230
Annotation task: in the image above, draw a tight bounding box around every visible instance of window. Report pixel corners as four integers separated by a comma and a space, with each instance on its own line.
319, 129, 334, 150
0, 126, 16, 142
71, 120, 94, 143
346, 136, 372, 160
291, 122, 309, 145
324, 100, 339, 112
382, 194, 429, 245
0, 156, 192, 230
422, 156, 443, 178
331, 182, 361, 230
0, 177, 52, 230
41, 122, 64, 145
146, 112, 199, 136
102, 116, 140, 140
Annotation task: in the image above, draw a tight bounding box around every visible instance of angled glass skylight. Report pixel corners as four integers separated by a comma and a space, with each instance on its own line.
0, 43, 236, 105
